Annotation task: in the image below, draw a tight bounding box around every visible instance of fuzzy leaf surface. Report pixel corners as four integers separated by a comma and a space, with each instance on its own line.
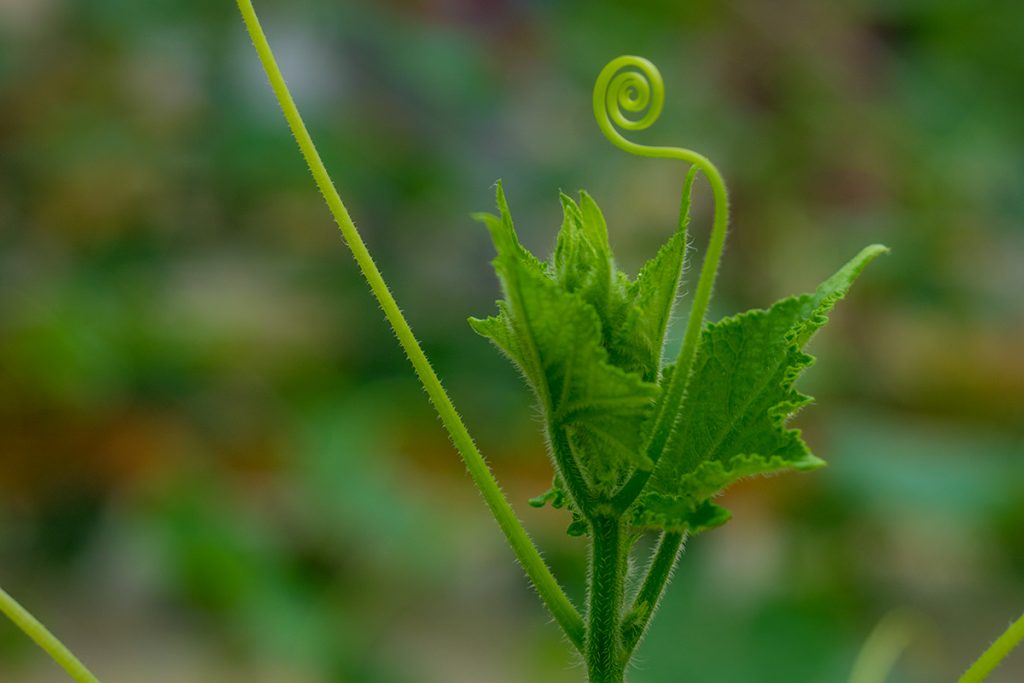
469, 184, 664, 490
634, 244, 888, 531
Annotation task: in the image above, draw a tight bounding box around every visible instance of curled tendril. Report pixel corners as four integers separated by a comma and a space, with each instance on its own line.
593, 56, 733, 515
595, 55, 665, 134
593, 54, 717, 174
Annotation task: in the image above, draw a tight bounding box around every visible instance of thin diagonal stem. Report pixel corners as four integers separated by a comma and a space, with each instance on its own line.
958, 612, 1024, 683
0, 586, 101, 683
235, 0, 583, 649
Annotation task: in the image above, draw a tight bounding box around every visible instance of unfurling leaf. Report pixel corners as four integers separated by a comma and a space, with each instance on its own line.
470, 183, 691, 498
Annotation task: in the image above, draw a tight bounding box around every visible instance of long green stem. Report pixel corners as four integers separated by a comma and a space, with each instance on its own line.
621, 531, 684, 656
958, 612, 1024, 683
586, 518, 627, 683
234, 0, 584, 649
591, 57, 731, 514
0, 587, 101, 683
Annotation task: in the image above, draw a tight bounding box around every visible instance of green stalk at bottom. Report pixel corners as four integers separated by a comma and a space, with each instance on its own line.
0, 587, 101, 683
958, 612, 1024, 683
586, 518, 628, 683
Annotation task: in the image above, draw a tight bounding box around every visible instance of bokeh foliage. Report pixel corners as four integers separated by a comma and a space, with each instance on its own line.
0, 0, 1021, 681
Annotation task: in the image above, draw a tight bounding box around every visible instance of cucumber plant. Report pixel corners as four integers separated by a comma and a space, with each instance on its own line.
1, 2, 1021, 682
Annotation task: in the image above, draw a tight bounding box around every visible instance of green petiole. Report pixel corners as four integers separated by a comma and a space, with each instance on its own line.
958, 612, 1024, 683
0, 586, 102, 683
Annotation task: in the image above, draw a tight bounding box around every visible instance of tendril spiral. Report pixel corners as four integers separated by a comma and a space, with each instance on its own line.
593, 55, 665, 140
593, 55, 733, 517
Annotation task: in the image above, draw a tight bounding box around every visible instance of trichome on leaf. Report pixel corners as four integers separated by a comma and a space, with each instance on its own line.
471, 181, 887, 538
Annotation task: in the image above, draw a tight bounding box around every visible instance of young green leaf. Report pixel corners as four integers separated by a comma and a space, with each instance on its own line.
470, 184, 661, 494
553, 191, 614, 326
529, 476, 589, 536
633, 244, 888, 531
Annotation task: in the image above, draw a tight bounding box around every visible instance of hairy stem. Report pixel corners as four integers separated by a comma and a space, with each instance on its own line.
0, 587, 101, 683
235, 0, 584, 649
622, 531, 684, 656
586, 518, 627, 683
958, 612, 1024, 683
549, 427, 597, 517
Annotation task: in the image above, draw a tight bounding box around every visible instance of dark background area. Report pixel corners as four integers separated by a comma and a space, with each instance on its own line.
1, 0, 1022, 681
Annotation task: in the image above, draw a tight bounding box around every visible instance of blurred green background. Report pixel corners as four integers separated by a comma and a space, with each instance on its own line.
1, 0, 1022, 681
